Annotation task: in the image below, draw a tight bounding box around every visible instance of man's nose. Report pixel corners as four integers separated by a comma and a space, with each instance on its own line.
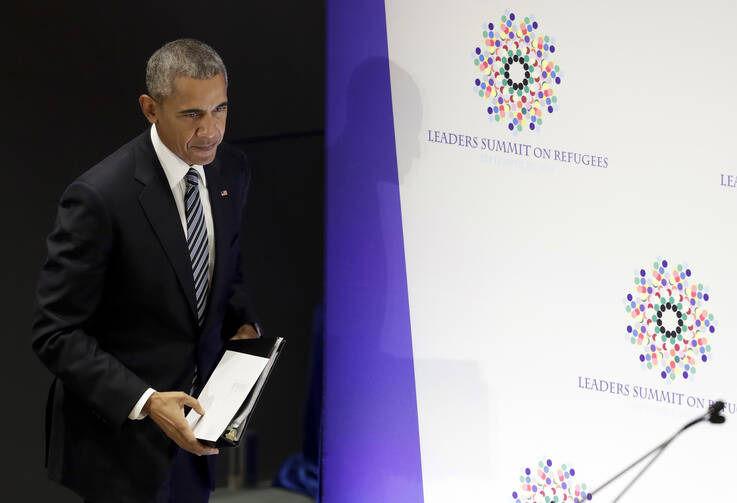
197, 113, 219, 139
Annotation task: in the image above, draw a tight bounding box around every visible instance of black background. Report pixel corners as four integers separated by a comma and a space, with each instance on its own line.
2, 1, 324, 500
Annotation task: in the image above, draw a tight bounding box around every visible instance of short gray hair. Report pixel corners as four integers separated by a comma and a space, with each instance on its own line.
146, 39, 228, 101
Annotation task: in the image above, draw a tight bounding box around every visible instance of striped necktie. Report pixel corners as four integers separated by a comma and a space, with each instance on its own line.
185, 168, 208, 394
185, 168, 209, 325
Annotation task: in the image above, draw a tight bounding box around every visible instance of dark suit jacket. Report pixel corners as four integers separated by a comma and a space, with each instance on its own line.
31, 130, 258, 502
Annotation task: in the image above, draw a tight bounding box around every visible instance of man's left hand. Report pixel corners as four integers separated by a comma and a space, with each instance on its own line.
229, 323, 259, 341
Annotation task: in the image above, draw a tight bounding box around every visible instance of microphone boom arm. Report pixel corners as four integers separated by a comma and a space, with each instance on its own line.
588, 401, 725, 501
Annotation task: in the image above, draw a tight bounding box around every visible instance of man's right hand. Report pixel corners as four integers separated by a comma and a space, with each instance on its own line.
143, 391, 219, 456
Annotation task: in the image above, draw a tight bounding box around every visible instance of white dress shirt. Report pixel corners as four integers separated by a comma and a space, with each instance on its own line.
127, 125, 216, 420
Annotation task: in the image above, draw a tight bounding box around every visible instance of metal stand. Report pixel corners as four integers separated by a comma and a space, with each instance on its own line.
588, 401, 726, 502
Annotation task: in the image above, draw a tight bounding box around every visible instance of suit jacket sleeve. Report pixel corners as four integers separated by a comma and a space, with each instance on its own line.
32, 180, 149, 429
221, 150, 260, 339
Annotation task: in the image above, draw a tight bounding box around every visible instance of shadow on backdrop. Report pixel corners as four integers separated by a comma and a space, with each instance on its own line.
323, 56, 423, 501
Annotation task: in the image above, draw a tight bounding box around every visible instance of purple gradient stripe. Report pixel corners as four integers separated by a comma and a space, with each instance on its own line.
323, 0, 424, 501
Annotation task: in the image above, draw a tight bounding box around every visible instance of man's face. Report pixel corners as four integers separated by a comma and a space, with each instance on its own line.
149, 74, 228, 166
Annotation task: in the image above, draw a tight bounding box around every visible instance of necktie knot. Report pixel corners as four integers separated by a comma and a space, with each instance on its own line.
185, 168, 200, 187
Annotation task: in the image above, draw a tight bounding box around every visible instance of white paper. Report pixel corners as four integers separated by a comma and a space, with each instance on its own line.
228, 338, 284, 432
186, 350, 269, 442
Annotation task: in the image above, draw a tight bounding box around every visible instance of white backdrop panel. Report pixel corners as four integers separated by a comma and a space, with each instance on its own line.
385, 1, 737, 501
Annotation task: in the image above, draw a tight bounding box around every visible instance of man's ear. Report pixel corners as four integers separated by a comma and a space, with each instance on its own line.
139, 94, 158, 124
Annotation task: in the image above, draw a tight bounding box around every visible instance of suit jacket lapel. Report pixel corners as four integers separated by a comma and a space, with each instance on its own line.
134, 134, 198, 320
202, 160, 231, 328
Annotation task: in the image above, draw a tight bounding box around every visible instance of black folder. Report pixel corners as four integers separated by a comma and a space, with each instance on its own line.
195, 336, 285, 448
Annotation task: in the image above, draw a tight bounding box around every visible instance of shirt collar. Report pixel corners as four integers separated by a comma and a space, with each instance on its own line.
150, 124, 207, 189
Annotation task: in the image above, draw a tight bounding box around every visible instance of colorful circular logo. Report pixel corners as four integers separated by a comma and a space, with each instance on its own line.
510, 458, 589, 502
624, 259, 716, 380
472, 11, 562, 133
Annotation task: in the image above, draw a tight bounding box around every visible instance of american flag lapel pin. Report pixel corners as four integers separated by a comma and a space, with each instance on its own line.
220, 189, 229, 197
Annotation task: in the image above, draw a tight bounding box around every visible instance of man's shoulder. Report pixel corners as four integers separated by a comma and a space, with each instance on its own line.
76, 131, 151, 192
215, 141, 249, 172
211, 141, 251, 193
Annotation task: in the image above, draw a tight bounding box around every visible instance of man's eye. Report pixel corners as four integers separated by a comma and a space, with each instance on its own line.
182, 112, 201, 118
215, 106, 227, 112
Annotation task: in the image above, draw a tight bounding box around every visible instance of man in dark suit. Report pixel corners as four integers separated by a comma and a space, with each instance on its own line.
31, 39, 260, 503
